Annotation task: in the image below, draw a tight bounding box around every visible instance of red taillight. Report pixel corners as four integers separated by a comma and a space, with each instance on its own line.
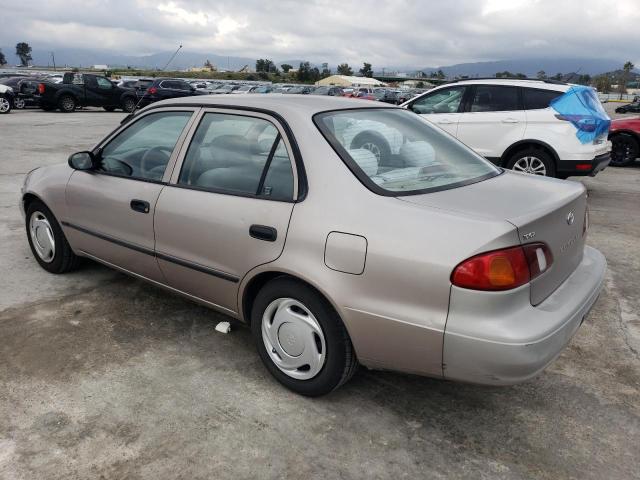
575, 164, 592, 171
37, 83, 45, 94
451, 243, 553, 291
147, 86, 157, 94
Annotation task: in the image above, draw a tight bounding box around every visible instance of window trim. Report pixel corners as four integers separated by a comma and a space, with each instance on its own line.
167, 107, 300, 203
521, 87, 564, 110
313, 107, 502, 197
91, 107, 200, 185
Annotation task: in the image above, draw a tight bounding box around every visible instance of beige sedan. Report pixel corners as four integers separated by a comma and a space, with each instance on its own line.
21, 96, 606, 396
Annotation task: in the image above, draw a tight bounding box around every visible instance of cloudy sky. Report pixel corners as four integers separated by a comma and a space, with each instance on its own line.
1, 0, 638, 66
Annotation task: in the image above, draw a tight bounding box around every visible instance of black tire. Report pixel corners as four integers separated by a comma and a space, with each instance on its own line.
350, 131, 391, 164
25, 200, 80, 274
251, 277, 358, 396
506, 147, 556, 177
0, 95, 12, 114
58, 95, 76, 113
103, 106, 116, 112
615, 107, 624, 114
121, 97, 136, 113
610, 133, 639, 167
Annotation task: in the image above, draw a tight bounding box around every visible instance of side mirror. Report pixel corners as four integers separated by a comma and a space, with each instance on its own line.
68, 151, 97, 170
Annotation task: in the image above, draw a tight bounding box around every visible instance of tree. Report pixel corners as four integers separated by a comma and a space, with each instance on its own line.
515, 72, 527, 79
436, 69, 445, 79
552, 72, 563, 81
281, 63, 292, 73
337, 63, 353, 76
359, 62, 373, 78
16, 42, 32, 66
594, 75, 612, 93
297, 61, 311, 82
416, 81, 425, 88
321, 62, 331, 78
0, 50, 6, 66
618, 61, 635, 97
255, 59, 277, 73
495, 70, 514, 78
536, 70, 547, 80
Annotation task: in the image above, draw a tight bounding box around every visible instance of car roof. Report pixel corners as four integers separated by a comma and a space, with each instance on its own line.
436, 78, 570, 92
141, 94, 394, 116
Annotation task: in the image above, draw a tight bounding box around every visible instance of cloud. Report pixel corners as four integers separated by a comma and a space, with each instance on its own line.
0, 0, 638, 67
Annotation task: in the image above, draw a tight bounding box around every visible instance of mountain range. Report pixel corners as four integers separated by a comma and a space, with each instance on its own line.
0, 46, 632, 77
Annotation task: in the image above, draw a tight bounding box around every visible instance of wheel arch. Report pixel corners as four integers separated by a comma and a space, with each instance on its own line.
608, 129, 640, 142
22, 192, 46, 212
501, 140, 560, 166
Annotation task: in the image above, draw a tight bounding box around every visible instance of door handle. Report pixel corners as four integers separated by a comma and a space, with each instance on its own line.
437, 118, 453, 124
130, 199, 150, 214
250, 225, 277, 242
501, 118, 519, 123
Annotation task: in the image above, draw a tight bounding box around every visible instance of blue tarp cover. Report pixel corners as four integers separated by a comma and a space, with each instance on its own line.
550, 86, 610, 144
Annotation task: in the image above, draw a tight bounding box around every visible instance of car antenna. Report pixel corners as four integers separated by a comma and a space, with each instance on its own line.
131, 44, 183, 114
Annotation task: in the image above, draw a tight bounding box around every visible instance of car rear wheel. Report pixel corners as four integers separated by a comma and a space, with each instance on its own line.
251, 277, 358, 396
26, 200, 80, 274
0, 96, 12, 114
122, 97, 136, 113
13, 98, 26, 109
58, 95, 76, 113
506, 148, 555, 177
610, 133, 639, 167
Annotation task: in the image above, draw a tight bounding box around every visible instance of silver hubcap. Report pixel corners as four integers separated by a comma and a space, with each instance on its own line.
29, 211, 56, 263
261, 298, 326, 380
14, 98, 25, 109
361, 142, 382, 161
62, 98, 74, 110
512, 156, 547, 176
0, 98, 10, 112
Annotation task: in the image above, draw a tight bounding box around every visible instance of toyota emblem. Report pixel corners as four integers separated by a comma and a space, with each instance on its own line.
566, 211, 575, 225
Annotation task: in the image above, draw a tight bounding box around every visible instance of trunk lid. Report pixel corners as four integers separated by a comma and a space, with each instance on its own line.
399, 171, 587, 305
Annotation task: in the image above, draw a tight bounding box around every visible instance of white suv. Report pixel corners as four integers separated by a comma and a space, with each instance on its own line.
402, 79, 611, 178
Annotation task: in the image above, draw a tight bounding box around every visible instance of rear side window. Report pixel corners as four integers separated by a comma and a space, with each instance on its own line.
178, 113, 294, 201
470, 85, 520, 112
522, 88, 564, 110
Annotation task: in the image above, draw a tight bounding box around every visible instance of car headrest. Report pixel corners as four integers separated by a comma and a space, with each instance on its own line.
399, 141, 436, 167
348, 149, 379, 176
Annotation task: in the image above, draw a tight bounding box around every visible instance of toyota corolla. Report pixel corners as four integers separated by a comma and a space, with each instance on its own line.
21, 96, 606, 396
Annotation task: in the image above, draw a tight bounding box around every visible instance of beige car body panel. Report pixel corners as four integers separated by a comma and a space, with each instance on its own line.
21, 95, 606, 383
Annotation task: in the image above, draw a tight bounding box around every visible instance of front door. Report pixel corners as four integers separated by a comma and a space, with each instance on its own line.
153, 110, 298, 313
64, 109, 196, 281
409, 85, 467, 137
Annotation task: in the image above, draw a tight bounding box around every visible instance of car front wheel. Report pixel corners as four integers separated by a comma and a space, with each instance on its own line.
0, 96, 12, 114
122, 97, 136, 113
610, 133, 639, 167
251, 277, 358, 396
26, 200, 80, 274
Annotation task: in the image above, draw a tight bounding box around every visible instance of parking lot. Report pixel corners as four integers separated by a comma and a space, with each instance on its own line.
1, 107, 639, 479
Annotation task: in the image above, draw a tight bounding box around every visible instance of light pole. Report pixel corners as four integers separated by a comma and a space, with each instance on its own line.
49, 51, 56, 71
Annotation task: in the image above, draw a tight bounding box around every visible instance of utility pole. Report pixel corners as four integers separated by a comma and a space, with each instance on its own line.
50, 51, 56, 71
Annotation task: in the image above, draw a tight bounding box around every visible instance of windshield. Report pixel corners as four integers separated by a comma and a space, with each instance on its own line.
314, 108, 500, 195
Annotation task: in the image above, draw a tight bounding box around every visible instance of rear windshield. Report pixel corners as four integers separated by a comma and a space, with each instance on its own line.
314, 108, 500, 195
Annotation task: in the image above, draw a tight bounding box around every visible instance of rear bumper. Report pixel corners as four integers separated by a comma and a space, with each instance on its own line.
442, 246, 606, 385
557, 151, 611, 177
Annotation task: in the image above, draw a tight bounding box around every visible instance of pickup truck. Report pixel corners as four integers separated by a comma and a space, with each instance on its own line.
37, 73, 138, 113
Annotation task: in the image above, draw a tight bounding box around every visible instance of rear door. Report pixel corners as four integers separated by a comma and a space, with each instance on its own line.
407, 85, 467, 136
153, 109, 298, 314
64, 108, 197, 281
455, 84, 526, 160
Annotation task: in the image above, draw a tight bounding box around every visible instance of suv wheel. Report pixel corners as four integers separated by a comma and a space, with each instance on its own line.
122, 97, 136, 113
610, 133, 639, 167
0, 96, 12, 114
506, 148, 555, 177
251, 277, 358, 396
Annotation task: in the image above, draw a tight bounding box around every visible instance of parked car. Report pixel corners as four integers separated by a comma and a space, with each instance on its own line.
608, 117, 640, 166
312, 86, 344, 96
0, 83, 15, 114
252, 86, 274, 94
0, 76, 38, 108
403, 79, 611, 178
210, 85, 239, 95
615, 101, 640, 114
286, 86, 315, 94
232, 85, 258, 94
136, 78, 209, 107
37, 73, 138, 113
374, 89, 400, 104
21, 95, 606, 396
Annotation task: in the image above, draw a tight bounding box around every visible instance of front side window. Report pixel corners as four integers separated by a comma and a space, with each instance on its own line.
178, 113, 294, 201
315, 108, 500, 195
410, 86, 466, 114
99, 111, 192, 181
470, 85, 520, 112
96, 77, 113, 89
